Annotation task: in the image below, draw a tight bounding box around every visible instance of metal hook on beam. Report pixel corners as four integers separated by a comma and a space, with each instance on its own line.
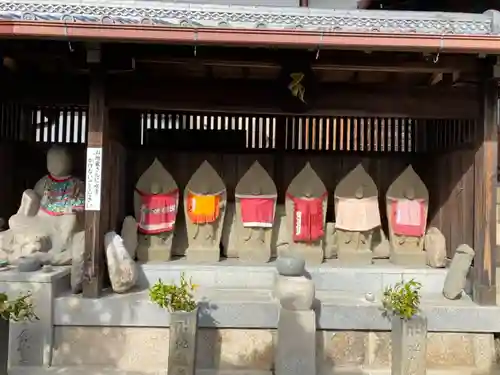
316, 30, 325, 60
193, 29, 198, 57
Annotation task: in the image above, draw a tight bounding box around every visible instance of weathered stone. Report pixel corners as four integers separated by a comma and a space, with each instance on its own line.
105, 231, 138, 293
0, 146, 85, 265
196, 329, 274, 370
443, 244, 475, 300
275, 309, 315, 375
320, 331, 367, 367
391, 315, 427, 375
424, 227, 447, 268
121, 216, 138, 259
184, 161, 226, 263
426, 333, 474, 367
135, 158, 179, 262
70, 231, 85, 294
285, 162, 326, 265
369, 332, 392, 367
17, 256, 42, 272
276, 256, 305, 276
168, 310, 198, 375
323, 222, 337, 259
234, 161, 277, 263
387, 165, 428, 266
372, 227, 390, 259
335, 164, 380, 265
275, 275, 314, 311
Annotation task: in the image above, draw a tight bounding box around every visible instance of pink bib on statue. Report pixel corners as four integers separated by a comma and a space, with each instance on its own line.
391, 199, 426, 237
136, 189, 178, 234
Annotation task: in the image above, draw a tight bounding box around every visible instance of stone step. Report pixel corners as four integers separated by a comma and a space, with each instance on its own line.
54, 287, 500, 332
136, 259, 451, 295
8, 366, 487, 375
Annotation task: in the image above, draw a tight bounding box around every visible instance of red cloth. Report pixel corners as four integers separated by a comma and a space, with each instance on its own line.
238, 196, 276, 228
390, 199, 426, 237
136, 189, 178, 234
287, 193, 326, 242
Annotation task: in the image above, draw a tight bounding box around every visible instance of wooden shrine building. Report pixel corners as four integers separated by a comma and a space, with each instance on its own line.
0, 2, 497, 305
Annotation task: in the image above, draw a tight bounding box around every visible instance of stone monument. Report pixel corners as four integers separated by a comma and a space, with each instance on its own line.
234, 161, 277, 262
334, 164, 381, 264
0, 145, 85, 266
284, 163, 326, 265
125, 158, 179, 262
105, 231, 138, 293
443, 244, 475, 300
274, 256, 316, 375
386, 165, 428, 266
184, 161, 226, 263
424, 226, 447, 268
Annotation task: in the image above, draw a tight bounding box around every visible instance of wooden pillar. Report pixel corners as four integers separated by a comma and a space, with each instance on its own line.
473, 58, 498, 306
82, 44, 109, 298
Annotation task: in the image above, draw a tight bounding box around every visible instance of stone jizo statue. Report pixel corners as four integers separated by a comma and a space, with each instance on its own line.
0, 145, 85, 265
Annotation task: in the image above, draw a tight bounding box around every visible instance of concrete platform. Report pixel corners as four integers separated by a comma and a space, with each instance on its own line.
54, 288, 500, 332
7, 366, 491, 375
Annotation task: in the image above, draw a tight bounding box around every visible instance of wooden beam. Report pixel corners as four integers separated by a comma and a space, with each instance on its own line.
137, 54, 479, 74
107, 76, 479, 119
82, 44, 108, 299
472, 58, 498, 306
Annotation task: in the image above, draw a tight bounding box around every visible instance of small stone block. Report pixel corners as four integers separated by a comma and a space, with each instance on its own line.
186, 249, 220, 263
337, 249, 373, 265
390, 251, 426, 266
137, 247, 171, 262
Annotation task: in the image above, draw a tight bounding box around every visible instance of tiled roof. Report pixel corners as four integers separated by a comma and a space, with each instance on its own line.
0, 0, 496, 35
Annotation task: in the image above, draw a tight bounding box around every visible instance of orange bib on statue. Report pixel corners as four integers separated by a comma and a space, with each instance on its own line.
136, 189, 179, 235
187, 192, 222, 224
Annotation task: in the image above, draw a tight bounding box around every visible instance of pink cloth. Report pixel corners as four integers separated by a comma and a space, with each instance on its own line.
391, 199, 426, 237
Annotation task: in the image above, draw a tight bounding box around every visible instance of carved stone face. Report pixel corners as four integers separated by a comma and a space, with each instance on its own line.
47, 146, 72, 177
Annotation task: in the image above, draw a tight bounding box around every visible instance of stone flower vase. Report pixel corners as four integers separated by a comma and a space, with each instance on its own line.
167, 307, 199, 375
391, 314, 427, 375
0, 318, 8, 375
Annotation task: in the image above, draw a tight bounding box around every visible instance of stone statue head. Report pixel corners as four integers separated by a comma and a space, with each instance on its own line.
150, 182, 162, 195
404, 187, 415, 200
354, 186, 364, 199
47, 146, 72, 178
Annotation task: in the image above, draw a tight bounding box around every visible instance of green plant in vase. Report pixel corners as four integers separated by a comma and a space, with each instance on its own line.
0, 291, 38, 322
149, 272, 198, 312
381, 278, 422, 320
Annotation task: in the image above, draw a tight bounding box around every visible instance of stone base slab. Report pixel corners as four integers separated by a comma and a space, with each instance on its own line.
137, 258, 462, 295
43, 326, 494, 373
54, 288, 498, 332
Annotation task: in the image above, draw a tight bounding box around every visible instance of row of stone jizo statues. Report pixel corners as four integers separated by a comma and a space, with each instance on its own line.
120, 157, 446, 267
0, 146, 447, 277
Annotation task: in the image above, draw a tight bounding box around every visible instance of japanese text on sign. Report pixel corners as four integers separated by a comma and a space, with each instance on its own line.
85, 147, 102, 211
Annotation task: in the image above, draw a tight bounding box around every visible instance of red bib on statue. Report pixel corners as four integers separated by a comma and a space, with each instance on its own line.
288, 193, 325, 242
237, 195, 276, 228
390, 199, 426, 237
136, 189, 178, 234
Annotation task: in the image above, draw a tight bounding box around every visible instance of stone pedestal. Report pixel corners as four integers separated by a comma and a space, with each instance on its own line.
274, 256, 316, 375
0, 266, 69, 368
391, 315, 427, 375
168, 309, 198, 375
275, 309, 315, 375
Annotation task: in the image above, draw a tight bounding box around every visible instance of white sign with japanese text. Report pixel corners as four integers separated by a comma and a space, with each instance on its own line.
85, 147, 102, 211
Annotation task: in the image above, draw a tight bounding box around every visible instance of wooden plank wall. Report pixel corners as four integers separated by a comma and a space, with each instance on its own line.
0, 103, 480, 262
